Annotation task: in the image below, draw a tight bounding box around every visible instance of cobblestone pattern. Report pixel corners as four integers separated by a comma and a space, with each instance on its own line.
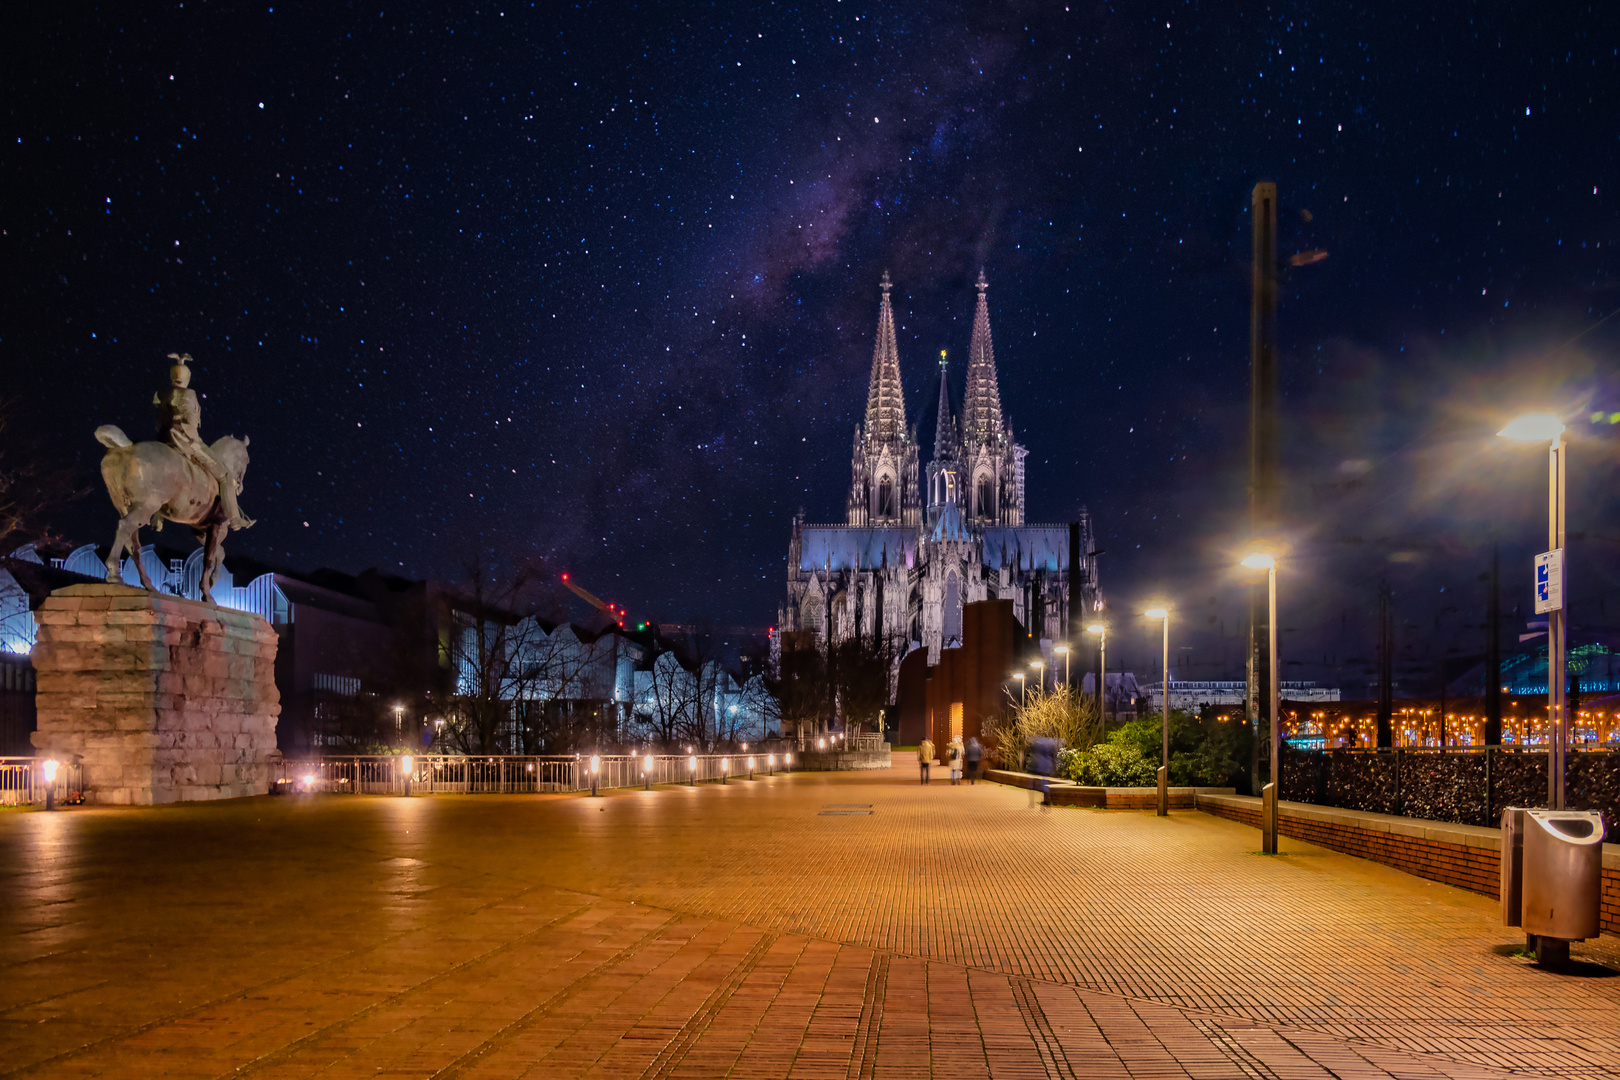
1200, 795, 1620, 934
31, 584, 280, 804
4, 771, 1620, 1077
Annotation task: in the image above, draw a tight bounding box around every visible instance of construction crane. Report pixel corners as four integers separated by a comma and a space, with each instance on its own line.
559, 573, 628, 629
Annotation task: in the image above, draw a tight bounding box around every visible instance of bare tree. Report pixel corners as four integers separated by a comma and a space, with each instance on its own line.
0, 396, 87, 550
828, 633, 892, 738
439, 554, 561, 754
765, 632, 827, 742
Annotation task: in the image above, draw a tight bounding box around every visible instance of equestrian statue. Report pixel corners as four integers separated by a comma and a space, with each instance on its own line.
94, 352, 255, 604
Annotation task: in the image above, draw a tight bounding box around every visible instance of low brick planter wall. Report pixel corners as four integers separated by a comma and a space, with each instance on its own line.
1197, 793, 1620, 935
985, 770, 1233, 809
795, 747, 891, 771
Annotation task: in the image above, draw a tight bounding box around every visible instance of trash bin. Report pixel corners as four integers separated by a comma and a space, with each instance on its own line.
1521, 809, 1605, 945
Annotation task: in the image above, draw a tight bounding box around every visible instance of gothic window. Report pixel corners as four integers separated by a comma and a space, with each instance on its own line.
800, 593, 823, 635
943, 573, 962, 646
878, 477, 895, 518
976, 476, 994, 520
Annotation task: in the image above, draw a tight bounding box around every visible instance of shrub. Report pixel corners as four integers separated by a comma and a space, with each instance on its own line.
1058, 742, 1158, 786
984, 684, 1101, 770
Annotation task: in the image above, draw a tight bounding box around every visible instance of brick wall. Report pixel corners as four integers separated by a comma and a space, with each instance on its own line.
1199, 794, 1620, 936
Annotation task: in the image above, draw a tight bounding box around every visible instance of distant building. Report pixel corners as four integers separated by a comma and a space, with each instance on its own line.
1138, 680, 1341, 713
780, 271, 1100, 692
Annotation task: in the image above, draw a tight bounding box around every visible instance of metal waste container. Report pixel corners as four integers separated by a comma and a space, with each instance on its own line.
1522, 809, 1605, 941
1502, 806, 1605, 962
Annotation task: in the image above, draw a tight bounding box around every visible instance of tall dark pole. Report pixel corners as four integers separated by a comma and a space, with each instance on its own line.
1377, 583, 1394, 748
1485, 540, 1502, 745
1248, 181, 1279, 787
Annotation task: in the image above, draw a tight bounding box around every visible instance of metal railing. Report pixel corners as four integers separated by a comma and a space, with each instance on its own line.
0, 757, 83, 807
277, 752, 797, 796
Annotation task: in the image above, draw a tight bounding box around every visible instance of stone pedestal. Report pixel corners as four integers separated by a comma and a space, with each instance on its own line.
31, 584, 281, 804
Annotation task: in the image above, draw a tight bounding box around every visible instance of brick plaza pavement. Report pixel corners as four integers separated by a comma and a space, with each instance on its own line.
3, 763, 1618, 1078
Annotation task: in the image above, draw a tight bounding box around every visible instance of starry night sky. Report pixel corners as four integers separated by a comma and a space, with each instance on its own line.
5, 2, 1618, 688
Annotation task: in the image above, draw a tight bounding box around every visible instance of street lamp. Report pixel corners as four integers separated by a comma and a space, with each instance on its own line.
41, 758, 59, 812
393, 704, 404, 739
1054, 645, 1070, 690
1030, 660, 1044, 693
1013, 671, 1026, 708
1086, 623, 1108, 715
1144, 607, 1171, 817
1498, 413, 1569, 808
400, 754, 414, 797
1241, 553, 1280, 852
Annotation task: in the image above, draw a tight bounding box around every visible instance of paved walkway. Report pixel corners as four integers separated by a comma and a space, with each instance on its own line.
2, 765, 1618, 1079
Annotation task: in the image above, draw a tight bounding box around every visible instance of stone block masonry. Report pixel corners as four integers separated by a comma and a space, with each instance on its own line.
31, 584, 280, 804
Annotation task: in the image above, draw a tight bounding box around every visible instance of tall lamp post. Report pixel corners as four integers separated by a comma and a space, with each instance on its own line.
1014, 671, 1026, 708
1144, 607, 1171, 817
1241, 554, 1280, 852
1055, 645, 1070, 689
1498, 413, 1568, 808
1086, 623, 1108, 717
1031, 660, 1044, 693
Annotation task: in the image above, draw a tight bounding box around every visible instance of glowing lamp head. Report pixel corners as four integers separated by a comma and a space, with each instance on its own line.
643, 754, 653, 771
768, 754, 775, 765
1054, 645, 1069, 654
400, 754, 414, 774
1498, 414, 1566, 442
785, 752, 793, 764
689, 755, 697, 771
721, 758, 729, 771
747, 757, 755, 769
1031, 661, 1043, 670
41, 759, 59, 782
590, 755, 600, 773
1013, 672, 1025, 681
741, 742, 748, 751
302, 772, 315, 787
1085, 623, 1105, 635
817, 737, 825, 749
1144, 607, 1170, 620
1240, 553, 1275, 570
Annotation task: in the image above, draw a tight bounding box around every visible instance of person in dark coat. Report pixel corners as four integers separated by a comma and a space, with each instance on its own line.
964, 736, 984, 784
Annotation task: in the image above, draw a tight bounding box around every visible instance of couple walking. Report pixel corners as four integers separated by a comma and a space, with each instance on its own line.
917, 735, 983, 785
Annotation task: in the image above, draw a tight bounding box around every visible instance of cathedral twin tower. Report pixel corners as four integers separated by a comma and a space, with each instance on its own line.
784, 270, 1086, 670
846, 269, 1026, 532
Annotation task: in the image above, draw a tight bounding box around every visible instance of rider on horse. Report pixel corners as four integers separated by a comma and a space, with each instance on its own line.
154, 353, 254, 531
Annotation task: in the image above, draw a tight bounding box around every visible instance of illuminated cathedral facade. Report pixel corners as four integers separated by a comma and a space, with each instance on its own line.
781, 271, 1097, 674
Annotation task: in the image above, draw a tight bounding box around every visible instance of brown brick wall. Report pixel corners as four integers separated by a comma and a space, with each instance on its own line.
1199, 797, 1620, 936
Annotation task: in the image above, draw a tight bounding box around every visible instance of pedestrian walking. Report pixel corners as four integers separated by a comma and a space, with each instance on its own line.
918, 737, 934, 785
947, 736, 964, 784
1029, 735, 1057, 808
964, 736, 983, 784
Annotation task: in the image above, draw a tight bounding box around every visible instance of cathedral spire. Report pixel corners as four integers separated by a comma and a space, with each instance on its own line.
933, 349, 957, 458
864, 271, 907, 443
962, 268, 1003, 446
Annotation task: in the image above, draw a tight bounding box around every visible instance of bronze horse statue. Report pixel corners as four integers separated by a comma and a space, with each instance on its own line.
93, 424, 251, 604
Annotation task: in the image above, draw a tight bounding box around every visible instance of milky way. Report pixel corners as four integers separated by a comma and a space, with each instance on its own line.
4, 2, 1618, 686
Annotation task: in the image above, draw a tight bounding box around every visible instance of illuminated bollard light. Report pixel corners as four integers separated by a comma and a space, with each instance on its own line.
302, 772, 316, 794
817, 737, 825, 750
784, 751, 793, 773
747, 756, 755, 780
721, 758, 729, 785
689, 755, 697, 785
768, 753, 775, 777
41, 759, 59, 811
643, 753, 653, 790
590, 754, 600, 797
400, 754, 414, 797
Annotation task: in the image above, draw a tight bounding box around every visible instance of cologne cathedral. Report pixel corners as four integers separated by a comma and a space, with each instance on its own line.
780, 270, 1098, 675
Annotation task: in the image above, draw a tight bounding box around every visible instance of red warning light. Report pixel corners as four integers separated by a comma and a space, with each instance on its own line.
561, 573, 570, 582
